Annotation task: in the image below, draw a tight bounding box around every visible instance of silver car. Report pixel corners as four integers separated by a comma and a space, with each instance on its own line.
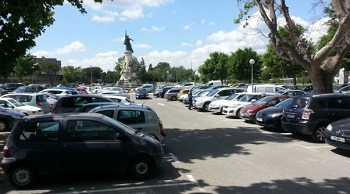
1, 93, 51, 114
89, 104, 166, 143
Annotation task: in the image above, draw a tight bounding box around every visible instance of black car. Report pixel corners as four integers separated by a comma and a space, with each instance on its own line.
281, 93, 350, 142
324, 117, 350, 151
0, 106, 25, 131
51, 94, 114, 113
74, 102, 119, 112
255, 98, 292, 130
160, 86, 174, 98
2, 83, 25, 92
135, 88, 149, 99
1, 113, 164, 189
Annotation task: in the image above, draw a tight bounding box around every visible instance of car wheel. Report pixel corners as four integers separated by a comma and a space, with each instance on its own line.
202, 102, 210, 112
9, 163, 38, 189
171, 96, 176, 101
129, 156, 154, 180
0, 119, 9, 131
312, 124, 326, 143
236, 108, 241, 118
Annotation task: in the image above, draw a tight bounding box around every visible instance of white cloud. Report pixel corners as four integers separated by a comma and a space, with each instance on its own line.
92, 11, 119, 23
141, 26, 165, 33
66, 51, 119, 71
201, 19, 215, 26
180, 42, 192, 47
183, 25, 191, 30
134, 44, 151, 49
56, 41, 86, 55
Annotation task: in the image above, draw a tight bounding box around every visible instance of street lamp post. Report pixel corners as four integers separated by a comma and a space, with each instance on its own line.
90, 65, 92, 85
249, 59, 255, 92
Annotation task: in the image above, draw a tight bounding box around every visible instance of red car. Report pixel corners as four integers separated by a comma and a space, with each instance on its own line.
240, 95, 290, 122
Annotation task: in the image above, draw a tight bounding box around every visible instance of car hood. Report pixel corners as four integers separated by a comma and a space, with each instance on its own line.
329, 118, 350, 137
14, 105, 42, 112
0, 108, 25, 117
225, 101, 251, 107
257, 106, 283, 114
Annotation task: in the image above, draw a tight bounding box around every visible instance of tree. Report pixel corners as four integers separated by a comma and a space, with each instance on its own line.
0, 0, 105, 78
61, 66, 80, 83
229, 48, 260, 83
13, 54, 39, 82
38, 61, 60, 87
198, 52, 230, 84
235, 0, 350, 94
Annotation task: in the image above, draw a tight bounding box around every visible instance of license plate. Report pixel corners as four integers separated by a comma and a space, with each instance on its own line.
286, 114, 295, 118
256, 117, 263, 122
330, 136, 345, 143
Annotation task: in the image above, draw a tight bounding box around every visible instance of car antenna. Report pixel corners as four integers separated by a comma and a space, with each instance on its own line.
141, 101, 147, 106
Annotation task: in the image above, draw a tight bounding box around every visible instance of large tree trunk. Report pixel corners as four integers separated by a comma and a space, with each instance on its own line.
308, 66, 334, 94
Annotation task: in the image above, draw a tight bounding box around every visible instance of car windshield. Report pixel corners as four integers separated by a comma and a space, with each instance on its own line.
286, 97, 309, 109
101, 115, 136, 135
238, 94, 258, 102
8, 98, 23, 107
207, 89, 219, 97
226, 93, 239, 100
275, 98, 291, 108
252, 96, 273, 106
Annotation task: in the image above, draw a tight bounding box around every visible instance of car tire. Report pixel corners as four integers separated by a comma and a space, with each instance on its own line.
0, 119, 9, 131
128, 156, 154, 180
311, 124, 326, 143
202, 102, 210, 112
171, 96, 176, 101
9, 163, 38, 189
236, 108, 241, 118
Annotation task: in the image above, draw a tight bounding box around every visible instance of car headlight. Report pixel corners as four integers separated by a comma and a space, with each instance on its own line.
269, 113, 282, 118
326, 124, 333, 132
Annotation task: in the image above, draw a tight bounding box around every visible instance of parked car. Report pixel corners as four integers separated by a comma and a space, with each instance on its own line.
103, 95, 134, 105
13, 86, 33, 93
0, 97, 43, 115
177, 88, 191, 102
1, 93, 51, 114
164, 88, 182, 101
183, 89, 213, 105
0, 88, 8, 96
240, 95, 290, 123
39, 88, 74, 97
193, 87, 245, 111
89, 104, 166, 143
1, 113, 164, 189
324, 117, 350, 151
137, 84, 154, 93
135, 88, 149, 99
51, 94, 114, 113
281, 93, 350, 142
222, 92, 274, 117
276, 89, 307, 96
160, 86, 175, 98
255, 98, 292, 130
2, 83, 25, 92
208, 92, 244, 114
74, 102, 119, 112
0, 106, 25, 131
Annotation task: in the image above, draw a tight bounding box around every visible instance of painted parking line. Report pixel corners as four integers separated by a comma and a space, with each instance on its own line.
163, 153, 179, 163
158, 103, 165, 106
295, 144, 334, 152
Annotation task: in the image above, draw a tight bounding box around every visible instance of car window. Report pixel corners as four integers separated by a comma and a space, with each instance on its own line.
92, 97, 110, 103
36, 94, 47, 102
116, 110, 145, 124
19, 121, 59, 142
97, 110, 115, 118
326, 98, 350, 109
66, 120, 117, 141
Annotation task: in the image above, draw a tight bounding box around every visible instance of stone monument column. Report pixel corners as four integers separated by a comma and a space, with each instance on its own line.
116, 31, 141, 88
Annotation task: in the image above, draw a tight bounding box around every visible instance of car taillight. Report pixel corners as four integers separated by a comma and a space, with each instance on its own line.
3, 146, 9, 157
159, 120, 165, 137
36, 101, 42, 106
302, 109, 314, 120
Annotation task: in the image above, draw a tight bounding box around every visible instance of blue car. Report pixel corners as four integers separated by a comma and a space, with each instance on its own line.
136, 88, 149, 99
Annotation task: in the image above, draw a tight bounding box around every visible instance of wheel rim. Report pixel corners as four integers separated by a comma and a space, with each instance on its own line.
134, 161, 149, 177
12, 167, 32, 186
204, 103, 210, 111
0, 121, 6, 131
316, 127, 325, 141
236, 109, 241, 118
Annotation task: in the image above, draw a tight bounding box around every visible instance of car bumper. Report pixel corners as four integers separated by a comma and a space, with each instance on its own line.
324, 131, 350, 151
256, 116, 282, 129
193, 101, 204, 109
208, 106, 221, 113
281, 118, 314, 135
240, 112, 256, 121
222, 108, 238, 117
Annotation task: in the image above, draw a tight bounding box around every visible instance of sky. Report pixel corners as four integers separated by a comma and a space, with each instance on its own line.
30, 0, 329, 73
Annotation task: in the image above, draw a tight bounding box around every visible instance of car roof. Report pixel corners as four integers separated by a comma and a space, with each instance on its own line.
90, 104, 152, 112
22, 112, 104, 120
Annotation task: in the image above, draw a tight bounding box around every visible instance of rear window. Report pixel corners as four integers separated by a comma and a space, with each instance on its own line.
36, 94, 47, 102
287, 97, 309, 108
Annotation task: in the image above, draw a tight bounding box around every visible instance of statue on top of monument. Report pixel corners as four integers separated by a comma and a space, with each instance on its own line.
124, 31, 133, 53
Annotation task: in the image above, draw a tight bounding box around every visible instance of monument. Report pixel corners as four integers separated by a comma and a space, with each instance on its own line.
116, 31, 141, 88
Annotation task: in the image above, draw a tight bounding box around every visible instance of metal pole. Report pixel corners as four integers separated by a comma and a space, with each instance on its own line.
251, 64, 254, 92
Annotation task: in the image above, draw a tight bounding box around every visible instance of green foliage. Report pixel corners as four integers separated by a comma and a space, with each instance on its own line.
0, 0, 106, 78
13, 54, 39, 82
38, 60, 60, 86
198, 52, 230, 83
228, 48, 259, 83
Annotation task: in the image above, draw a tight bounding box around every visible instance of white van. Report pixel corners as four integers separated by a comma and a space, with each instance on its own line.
205, 80, 222, 87
246, 84, 285, 94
